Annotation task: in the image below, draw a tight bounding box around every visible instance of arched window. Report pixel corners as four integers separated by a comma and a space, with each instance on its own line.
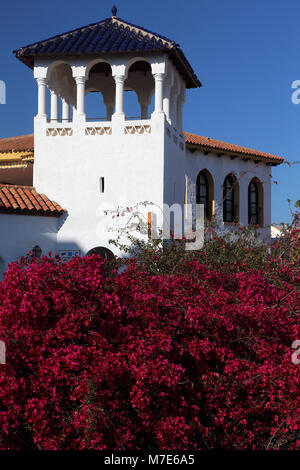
196, 170, 214, 220
248, 178, 263, 225
223, 174, 237, 223
86, 246, 114, 261
248, 180, 258, 224
196, 172, 209, 219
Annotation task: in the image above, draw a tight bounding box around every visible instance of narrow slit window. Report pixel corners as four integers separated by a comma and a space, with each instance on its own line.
99, 177, 105, 193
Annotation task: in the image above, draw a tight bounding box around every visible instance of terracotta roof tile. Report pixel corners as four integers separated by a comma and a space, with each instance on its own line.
0, 134, 34, 153
0, 185, 65, 217
184, 132, 284, 163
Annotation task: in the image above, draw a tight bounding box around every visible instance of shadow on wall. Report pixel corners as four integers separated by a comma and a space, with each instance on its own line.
0, 238, 116, 280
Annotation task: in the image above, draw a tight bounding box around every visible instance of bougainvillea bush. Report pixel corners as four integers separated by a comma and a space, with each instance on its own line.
0, 236, 299, 450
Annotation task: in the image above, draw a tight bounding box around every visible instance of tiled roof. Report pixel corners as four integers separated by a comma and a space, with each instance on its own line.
13, 17, 200, 88
184, 132, 284, 164
0, 152, 34, 169
0, 185, 65, 217
0, 134, 34, 169
0, 134, 34, 153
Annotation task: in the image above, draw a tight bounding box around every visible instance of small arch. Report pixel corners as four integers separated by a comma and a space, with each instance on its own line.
86, 58, 112, 80
46, 60, 71, 81
223, 173, 240, 223
248, 178, 264, 226
196, 169, 214, 220
125, 56, 152, 78
86, 246, 114, 261
85, 62, 114, 121
46, 61, 75, 121
125, 60, 154, 119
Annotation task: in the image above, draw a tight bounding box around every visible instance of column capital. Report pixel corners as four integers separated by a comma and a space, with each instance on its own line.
36, 77, 47, 86
113, 74, 125, 84
153, 72, 165, 81
74, 76, 86, 85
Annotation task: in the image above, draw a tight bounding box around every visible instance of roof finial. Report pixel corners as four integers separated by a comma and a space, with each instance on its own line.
112, 5, 117, 17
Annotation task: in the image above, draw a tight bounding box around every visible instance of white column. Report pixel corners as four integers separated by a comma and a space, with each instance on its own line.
36, 78, 47, 117
113, 75, 125, 116
75, 76, 86, 116
62, 98, 70, 122
50, 89, 59, 122
153, 73, 164, 113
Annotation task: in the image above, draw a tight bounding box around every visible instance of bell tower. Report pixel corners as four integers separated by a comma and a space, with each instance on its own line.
14, 8, 201, 255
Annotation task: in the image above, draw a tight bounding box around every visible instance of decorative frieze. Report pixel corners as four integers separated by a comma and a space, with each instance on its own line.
124, 125, 151, 135
85, 127, 112, 136
46, 128, 73, 136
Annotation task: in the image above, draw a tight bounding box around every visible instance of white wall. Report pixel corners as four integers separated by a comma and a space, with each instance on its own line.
0, 214, 58, 277
184, 148, 272, 240
34, 113, 167, 256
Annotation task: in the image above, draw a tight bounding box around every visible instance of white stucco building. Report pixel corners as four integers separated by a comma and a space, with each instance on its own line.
0, 9, 284, 276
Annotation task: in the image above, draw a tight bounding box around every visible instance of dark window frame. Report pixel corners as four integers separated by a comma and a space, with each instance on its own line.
248, 180, 259, 225
223, 175, 235, 223
196, 171, 210, 220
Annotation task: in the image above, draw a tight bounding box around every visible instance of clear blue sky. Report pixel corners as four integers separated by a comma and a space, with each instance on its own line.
0, 0, 299, 223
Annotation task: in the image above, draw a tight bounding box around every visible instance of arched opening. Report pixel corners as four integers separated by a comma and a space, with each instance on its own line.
223, 173, 239, 223
248, 178, 264, 226
86, 246, 114, 261
47, 62, 75, 122
125, 60, 154, 119
196, 169, 214, 220
85, 62, 114, 121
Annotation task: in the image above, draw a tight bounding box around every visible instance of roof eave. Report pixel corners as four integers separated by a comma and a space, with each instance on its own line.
186, 142, 284, 165
170, 47, 201, 89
